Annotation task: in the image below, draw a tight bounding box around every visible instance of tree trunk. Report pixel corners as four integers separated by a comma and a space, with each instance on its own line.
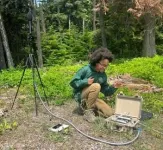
93, 0, 96, 31
0, 13, 14, 68
142, 13, 156, 57
99, 8, 107, 48
32, 0, 43, 67
0, 34, 6, 69
40, 5, 46, 33
36, 17, 43, 68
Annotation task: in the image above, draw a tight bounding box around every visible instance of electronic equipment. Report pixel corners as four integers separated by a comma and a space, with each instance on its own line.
105, 92, 142, 131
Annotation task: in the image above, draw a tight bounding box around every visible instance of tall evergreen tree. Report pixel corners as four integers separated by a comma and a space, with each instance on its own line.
128, 0, 163, 57
0, 12, 14, 68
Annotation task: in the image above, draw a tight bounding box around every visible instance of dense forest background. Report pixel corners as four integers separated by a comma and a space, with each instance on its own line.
0, 0, 163, 69
0, 2, 163, 148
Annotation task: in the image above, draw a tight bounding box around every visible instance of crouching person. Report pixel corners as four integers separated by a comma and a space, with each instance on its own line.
70, 47, 121, 122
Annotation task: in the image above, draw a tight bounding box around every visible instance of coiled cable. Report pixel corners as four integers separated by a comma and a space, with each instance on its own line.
35, 85, 141, 146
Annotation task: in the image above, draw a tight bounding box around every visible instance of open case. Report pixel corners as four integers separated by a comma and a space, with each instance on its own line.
105, 92, 143, 128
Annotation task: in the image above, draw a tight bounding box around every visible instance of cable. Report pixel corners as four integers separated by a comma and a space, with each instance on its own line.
34, 85, 141, 146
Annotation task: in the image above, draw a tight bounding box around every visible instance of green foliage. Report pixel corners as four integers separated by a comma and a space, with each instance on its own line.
156, 44, 163, 55
40, 65, 82, 101
44, 0, 92, 31
0, 56, 163, 113
108, 55, 163, 88
106, 56, 163, 113
94, 1, 143, 58
0, 69, 35, 88
46, 129, 70, 142
1, 0, 29, 65
41, 29, 96, 65
156, 25, 163, 55
2, 0, 163, 67
0, 119, 18, 135
142, 92, 163, 113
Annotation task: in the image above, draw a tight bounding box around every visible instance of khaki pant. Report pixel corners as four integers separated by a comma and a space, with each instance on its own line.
81, 83, 113, 117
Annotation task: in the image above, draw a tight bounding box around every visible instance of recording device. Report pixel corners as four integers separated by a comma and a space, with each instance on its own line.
27, 7, 33, 22
105, 92, 142, 130
11, 0, 49, 115
27, 5, 33, 34
49, 124, 69, 132
114, 115, 132, 124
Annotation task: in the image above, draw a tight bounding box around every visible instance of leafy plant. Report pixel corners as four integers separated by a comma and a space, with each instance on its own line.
0, 119, 18, 135
142, 92, 163, 113
46, 129, 71, 142
108, 55, 163, 88
0, 56, 163, 113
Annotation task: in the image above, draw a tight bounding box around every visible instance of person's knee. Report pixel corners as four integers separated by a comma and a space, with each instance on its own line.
90, 83, 101, 92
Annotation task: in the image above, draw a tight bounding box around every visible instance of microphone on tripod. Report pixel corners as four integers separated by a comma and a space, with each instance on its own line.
27, 8, 33, 22
11, 1, 49, 115
27, 1, 35, 22
27, 3, 33, 37
27, 0, 33, 20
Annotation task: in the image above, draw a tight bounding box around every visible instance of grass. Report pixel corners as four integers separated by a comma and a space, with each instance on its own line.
46, 128, 71, 142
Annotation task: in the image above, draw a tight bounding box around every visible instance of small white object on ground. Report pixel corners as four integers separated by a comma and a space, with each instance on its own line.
49, 124, 69, 132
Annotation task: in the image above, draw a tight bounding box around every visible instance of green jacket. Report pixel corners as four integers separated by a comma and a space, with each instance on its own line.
70, 64, 117, 103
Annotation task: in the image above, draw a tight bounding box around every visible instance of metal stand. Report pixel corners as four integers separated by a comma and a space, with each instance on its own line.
11, 3, 49, 116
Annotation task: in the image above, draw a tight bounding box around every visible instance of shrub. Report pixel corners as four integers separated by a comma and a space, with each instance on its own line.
0, 56, 163, 113
41, 29, 96, 66
108, 55, 163, 88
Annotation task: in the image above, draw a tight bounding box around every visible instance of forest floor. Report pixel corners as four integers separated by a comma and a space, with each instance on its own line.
0, 75, 163, 150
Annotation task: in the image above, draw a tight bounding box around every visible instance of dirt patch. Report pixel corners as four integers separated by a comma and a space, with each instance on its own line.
109, 74, 163, 93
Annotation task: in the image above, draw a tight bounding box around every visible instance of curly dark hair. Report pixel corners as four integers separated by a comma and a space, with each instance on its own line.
89, 47, 114, 66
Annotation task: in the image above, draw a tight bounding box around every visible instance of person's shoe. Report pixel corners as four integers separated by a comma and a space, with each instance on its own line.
73, 106, 84, 115
80, 99, 87, 110
83, 109, 96, 123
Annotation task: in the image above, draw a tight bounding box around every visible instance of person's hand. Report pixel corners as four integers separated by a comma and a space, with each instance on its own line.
88, 77, 94, 85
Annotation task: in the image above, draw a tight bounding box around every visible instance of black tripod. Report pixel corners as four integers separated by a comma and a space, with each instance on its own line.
11, 5, 49, 116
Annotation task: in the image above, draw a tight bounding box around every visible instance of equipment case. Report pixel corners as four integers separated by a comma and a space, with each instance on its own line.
105, 92, 143, 128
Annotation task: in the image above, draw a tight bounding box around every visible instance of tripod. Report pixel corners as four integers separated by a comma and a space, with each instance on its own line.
11, 4, 49, 116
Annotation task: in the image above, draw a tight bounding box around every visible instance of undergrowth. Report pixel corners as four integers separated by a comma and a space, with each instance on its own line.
0, 56, 163, 113
0, 119, 18, 135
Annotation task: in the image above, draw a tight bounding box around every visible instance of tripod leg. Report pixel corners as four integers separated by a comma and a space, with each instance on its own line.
33, 56, 49, 106
11, 58, 29, 109
29, 54, 38, 116
33, 67, 38, 116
